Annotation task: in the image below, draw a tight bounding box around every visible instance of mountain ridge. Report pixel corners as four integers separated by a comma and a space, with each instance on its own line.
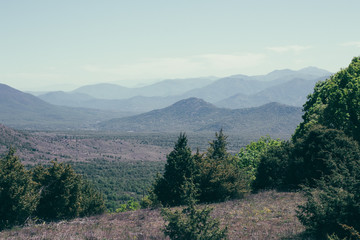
98, 98, 303, 139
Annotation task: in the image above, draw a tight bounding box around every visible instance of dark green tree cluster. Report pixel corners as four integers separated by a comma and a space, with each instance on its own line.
253, 126, 360, 191
197, 130, 246, 203
151, 130, 246, 207
0, 150, 105, 230
0, 149, 38, 230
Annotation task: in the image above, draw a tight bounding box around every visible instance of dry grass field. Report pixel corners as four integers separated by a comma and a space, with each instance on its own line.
0, 191, 312, 240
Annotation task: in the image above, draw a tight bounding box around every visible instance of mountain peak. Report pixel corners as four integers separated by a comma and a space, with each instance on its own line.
168, 97, 217, 112
298, 66, 332, 76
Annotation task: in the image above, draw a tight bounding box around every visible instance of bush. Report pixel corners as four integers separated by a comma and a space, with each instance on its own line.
296, 128, 360, 238
297, 172, 360, 238
161, 177, 227, 240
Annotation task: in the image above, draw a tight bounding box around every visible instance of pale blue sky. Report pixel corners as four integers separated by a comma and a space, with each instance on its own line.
1, 0, 359, 91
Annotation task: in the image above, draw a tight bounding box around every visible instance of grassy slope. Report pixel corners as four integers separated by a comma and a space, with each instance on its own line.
0, 191, 311, 240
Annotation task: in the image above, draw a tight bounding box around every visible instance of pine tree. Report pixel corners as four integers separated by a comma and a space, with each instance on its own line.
198, 130, 246, 203
32, 161, 83, 221
153, 133, 196, 206
0, 149, 38, 230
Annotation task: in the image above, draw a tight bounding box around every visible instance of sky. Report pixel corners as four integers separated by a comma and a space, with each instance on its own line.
1, 0, 360, 91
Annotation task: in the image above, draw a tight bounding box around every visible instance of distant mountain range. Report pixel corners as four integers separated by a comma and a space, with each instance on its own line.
98, 98, 303, 139
0, 67, 330, 135
71, 77, 217, 99
0, 83, 130, 129
36, 67, 332, 113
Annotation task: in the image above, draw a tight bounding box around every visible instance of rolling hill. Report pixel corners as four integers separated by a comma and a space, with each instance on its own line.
98, 98, 303, 139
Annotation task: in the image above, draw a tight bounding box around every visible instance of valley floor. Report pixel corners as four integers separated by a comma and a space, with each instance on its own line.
0, 191, 311, 240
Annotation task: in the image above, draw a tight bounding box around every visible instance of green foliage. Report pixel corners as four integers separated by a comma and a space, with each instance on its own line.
153, 133, 197, 206
32, 161, 83, 220
71, 159, 164, 210
0, 149, 38, 230
162, 205, 227, 240
290, 125, 360, 188
197, 130, 247, 203
150, 130, 248, 206
161, 177, 227, 240
32, 161, 105, 221
115, 199, 140, 213
79, 180, 106, 217
252, 141, 292, 191
254, 126, 360, 191
236, 136, 282, 189
297, 171, 360, 239
295, 127, 360, 238
294, 57, 360, 143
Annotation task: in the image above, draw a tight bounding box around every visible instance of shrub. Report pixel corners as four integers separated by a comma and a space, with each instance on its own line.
296, 130, 360, 238
297, 172, 360, 238
161, 177, 227, 240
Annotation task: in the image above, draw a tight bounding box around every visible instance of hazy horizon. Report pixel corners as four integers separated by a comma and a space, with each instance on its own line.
1, 0, 359, 91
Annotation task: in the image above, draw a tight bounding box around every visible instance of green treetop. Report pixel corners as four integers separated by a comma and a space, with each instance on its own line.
294, 56, 360, 142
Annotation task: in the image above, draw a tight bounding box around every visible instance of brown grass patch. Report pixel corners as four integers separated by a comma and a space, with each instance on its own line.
0, 191, 310, 240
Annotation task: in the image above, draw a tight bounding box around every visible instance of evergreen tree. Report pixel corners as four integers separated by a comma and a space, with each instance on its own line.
79, 180, 106, 217
32, 161, 83, 220
153, 133, 196, 206
198, 130, 246, 203
0, 149, 38, 230
32, 161, 105, 221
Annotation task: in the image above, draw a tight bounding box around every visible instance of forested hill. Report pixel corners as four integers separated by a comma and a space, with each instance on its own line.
98, 98, 302, 138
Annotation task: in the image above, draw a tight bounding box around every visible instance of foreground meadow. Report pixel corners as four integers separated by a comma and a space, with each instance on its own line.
0, 191, 309, 240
